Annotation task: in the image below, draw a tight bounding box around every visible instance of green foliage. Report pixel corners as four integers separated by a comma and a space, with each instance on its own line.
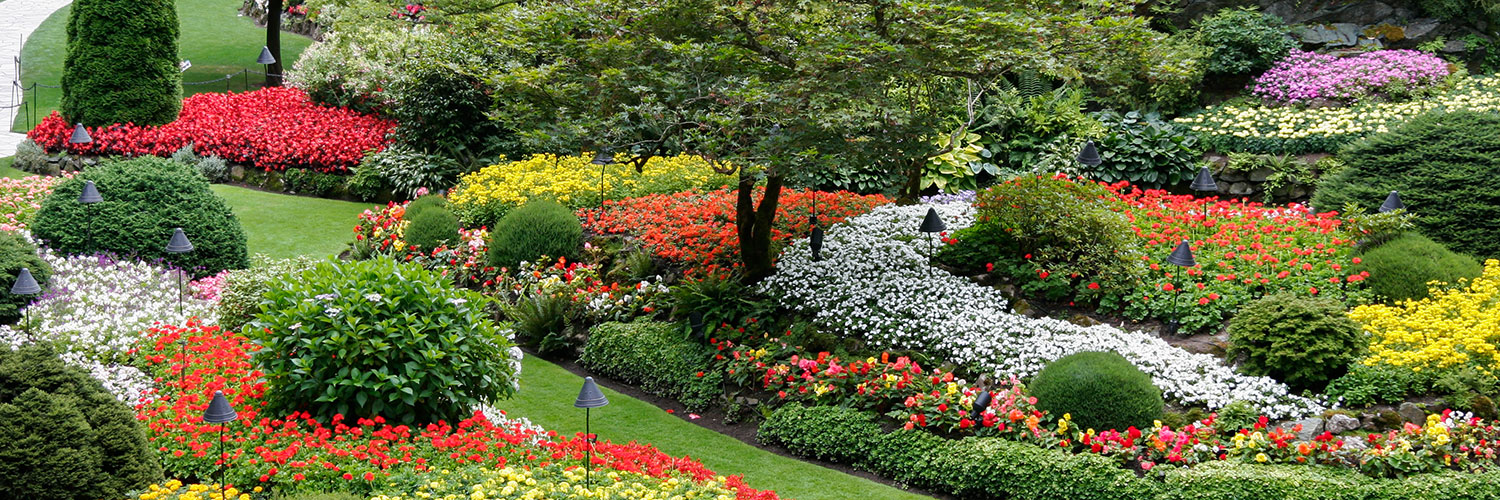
1359, 233, 1483, 303
757, 405, 881, 464
215, 255, 320, 331
487, 199, 581, 269
669, 273, 764, 342
1087, 110, 1200, 187
924, 437, 1160, 500
1029, 351, 1163, 433
403, 194, 449, 222
249, 257, 516, 426
1312, 111, 1500, 258
1159, 462, 1500, 500
921, 130, 995, 193
354, 145, 466, 201
61, 0, 182, 126
281, 169, 345, 198
1224, 152, 1313, 203
171, 145, 231, 183
1214, 400, 1259, 432
1433, 366, 1499, 413
1227, 293, 1364, 391
976, 85, 1103, 174
13, 140, 47, 173
32, 156, 249, 276
0, 344, 161, 499
345, 163, 386, 202
1325, 363, 1425, 407
1192, 7, 1296, 76
504, 289, 576, 355
0, 232, 51, 325
403, 206, 461, 252
580, 320, 721, 411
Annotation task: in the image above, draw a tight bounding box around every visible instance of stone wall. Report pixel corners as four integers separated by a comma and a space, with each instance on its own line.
1172, 0, 1488, 53
1200, 153, 1325, 202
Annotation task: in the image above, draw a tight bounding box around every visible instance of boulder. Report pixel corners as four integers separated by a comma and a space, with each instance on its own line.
1280, 417, 1325, 441
1327, 413, 1361, 434
1398, 402, 1426, 424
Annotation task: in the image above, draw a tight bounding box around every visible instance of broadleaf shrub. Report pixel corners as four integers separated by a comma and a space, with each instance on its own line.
1359, 232, 1483, 303
1227, 293, 1364, 391
61, 0, 181, 126
1312, 110, 1500, 258
487, 199, 581, 269
0, 344, 161, 499
580, 320, 720, 411
214, 255, 320, 331
1087, 110, 1200, 188
1028, 351, 1163, 433
249, 257, 519, 425
0, 231, 51, 324
1193, 7, 1296, 76
756, 405, 882, 465
32, 156, 249, 276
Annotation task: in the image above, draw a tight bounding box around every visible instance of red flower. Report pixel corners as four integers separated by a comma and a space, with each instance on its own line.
1087, 282, 1099, 290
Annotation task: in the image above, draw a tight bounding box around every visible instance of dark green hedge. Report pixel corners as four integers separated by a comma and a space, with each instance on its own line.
61, 0, 182, 126
580, 320, 719, 411
0, 232, 51, 325
757, 404, 882, 465
1358, 233, 1483, 303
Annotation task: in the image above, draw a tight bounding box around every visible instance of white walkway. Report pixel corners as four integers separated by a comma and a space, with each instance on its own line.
1, 0, 72, 156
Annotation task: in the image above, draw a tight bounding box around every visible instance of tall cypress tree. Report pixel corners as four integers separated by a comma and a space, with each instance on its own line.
60, 0, 182, 126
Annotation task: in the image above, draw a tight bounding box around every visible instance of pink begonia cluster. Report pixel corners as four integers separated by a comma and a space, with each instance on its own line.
0, 174, 72, 231
1251, 50, 1451, 105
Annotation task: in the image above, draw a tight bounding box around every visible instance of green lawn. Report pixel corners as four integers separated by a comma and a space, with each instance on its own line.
11, 0, 314, 132
210, 185, 369, 260
0, 158, 20, 179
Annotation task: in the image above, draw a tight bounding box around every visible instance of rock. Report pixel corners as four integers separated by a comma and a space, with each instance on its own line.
1248, 167, 1275, 183
1443, 39, 1468, 53
1010, 299, 1036, 318
1404, 18, 1442, 41
1219, 170, 1247, 183
1342, 437, 1368, 450
1327, 414, 1361, 434
230, 164, 246, 181
1281, 417, 1325, 441
1289, 186, 1309, 199
1398, 402, 1426, 424
1068, 314, 1101, 327
1229, 182, 1256, 196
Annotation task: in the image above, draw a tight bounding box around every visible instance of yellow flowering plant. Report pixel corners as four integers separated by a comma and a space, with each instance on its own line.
448, 153, 736, 228
133, 480, 252, 500
1350, 259, 1500, 380
368, 464, 748, 500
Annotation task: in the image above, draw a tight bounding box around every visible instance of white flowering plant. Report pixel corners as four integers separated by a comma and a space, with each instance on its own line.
762, 201, 1324, 419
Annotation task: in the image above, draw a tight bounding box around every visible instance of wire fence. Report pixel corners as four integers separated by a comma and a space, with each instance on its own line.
8, 68, 287, 132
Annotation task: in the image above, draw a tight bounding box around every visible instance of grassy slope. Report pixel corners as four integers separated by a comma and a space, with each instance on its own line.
0, 158, 19, 179
215, 186, 929, 500
11, 0, 313, 132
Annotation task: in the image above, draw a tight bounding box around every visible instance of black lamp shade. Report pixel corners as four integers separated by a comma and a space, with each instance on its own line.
971, 390, 992, 417
575, 377, 609, 409
10, 268, 41, 295
809, 226, 824, 262
689, 311, 706, 340
1166, 240, 1196, 268
257, 46, 277, 65
202, 390, 239, 423
1378, 191, 1404, 213
591, 151, 612, 166
1189, 166, 1218, 192
165, 228, 194, 253
78, 181, 103, 204
69, 123, 92, 144
919, 207, 946, 233
1076, 140, 1102, 167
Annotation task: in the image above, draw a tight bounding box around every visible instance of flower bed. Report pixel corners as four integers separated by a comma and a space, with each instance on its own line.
1350, 259, 1500, 381
584, 188, 889, 276
137, 322, 779, 499
448, 153, 736, 228
761, 201, 1322, 418
0, 175, 70, 231
1176, 75, 1500, 154
1250, 50, 1452, 106
26, 87, 395, 173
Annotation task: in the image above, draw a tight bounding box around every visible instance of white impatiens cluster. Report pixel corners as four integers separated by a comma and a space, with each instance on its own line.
0, 249, 216, 405
762, 201, 1324, 419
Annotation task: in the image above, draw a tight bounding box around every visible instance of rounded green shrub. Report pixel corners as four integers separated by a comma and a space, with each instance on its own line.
32, 156, 248, 276
0, 344, 161, 499
403, 194, 449, 222
0, 232, 51, 325
1312, 111, 1500, 258
1192, 7, 1296, 76
1358, 233, 1483, 303
404, 206, 461, 251
215, 255, 320, 331
1227, 292, 1364, 391
249, 257, 517, 426
1029, 351, 1163, 432
487, 199, 581, 268
61, 0, 182, 126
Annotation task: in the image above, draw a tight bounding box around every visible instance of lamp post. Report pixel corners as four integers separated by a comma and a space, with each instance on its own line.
79, 181, 102, 254
574, 377, 610, 492
809, 192, 824, 262
10, 268, 41, 335
202, 390, 239, 500
592, 151, 612, 208
971, 389, 992, 418
257, 47, 277, 88
919, 207, 946, 261
1164, 240, 1196, 336
69, 123, 93, 145
165, 228, 193, 385
1188, 167, 1217, 241
1378, 191, 1405, 213
1076, 140, 1102, 168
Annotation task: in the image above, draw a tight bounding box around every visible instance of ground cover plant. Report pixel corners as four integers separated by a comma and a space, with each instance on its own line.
1250, 50, 1454, 106
26, 88, 394, 172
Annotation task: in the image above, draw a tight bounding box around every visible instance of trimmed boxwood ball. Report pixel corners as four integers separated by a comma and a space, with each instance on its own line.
1358, 232, 1483, 303
487, 199, 582, 268
249, 257, 518, 426
32, 156, 249, 276
0, 231, 51, 325
1227, 292, 1364, 391
61, 0, 182, 126
1312, 110, 1500, 259
1029, 351, 1163, 433
403, 205, 461, 251
0, 344, 162, 499
403, 194, 449, 222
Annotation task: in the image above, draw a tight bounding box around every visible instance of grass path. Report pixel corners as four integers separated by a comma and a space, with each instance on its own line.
209, 185, 368, 260
11, 0, 314, 132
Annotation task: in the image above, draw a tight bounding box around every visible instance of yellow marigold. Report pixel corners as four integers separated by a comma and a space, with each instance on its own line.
1350, 259, 1500, 378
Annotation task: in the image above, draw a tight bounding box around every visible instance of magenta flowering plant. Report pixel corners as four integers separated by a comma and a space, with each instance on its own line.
1251, 50, 1452, 106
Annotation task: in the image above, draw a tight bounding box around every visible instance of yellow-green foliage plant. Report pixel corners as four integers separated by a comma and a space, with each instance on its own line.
448, 153, 736, 228
1349, 259, 1500, 380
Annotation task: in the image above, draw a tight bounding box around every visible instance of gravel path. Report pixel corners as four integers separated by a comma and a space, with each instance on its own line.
0, 0, 72, 156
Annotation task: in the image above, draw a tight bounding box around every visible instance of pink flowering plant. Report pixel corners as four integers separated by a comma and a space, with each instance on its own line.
1251, 50, 1454, 106
0, 174, 71, 231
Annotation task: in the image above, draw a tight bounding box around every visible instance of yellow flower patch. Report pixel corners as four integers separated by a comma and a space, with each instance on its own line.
1350, 259, 1500, 377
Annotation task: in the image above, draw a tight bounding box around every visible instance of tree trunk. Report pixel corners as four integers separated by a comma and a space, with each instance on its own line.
896, 157, 923, 205
737, 171, 784, 285
266, 0, 284, 87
